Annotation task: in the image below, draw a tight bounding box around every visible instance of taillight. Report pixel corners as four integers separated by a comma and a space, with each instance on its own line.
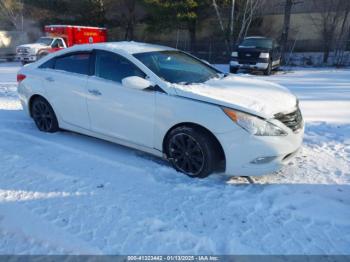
17, 74, 26, 83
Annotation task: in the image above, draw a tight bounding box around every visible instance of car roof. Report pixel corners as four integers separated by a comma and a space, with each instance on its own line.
67, 41, 176, 54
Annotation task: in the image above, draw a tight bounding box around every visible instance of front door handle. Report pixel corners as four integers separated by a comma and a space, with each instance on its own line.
45, 77, 54, 82
88, 89, 102, 96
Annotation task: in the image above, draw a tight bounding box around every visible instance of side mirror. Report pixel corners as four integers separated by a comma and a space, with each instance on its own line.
122, 76, 152, 90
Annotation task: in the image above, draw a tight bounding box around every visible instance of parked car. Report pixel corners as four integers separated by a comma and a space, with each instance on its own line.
230, 36, 281, 75
17, 42, 303, 178
16, 25, 107, 64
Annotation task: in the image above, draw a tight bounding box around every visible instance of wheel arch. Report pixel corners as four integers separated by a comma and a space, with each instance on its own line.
28, 94, 49, 117
37, 49, 49, 56
162, 122, 226, 171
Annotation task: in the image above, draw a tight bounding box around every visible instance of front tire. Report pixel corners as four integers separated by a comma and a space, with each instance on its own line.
230, 67, 239, 74
166, 127, 219, 178
37, 52, 48, 60
31, 97, 59, 133
264, 60, 272, 75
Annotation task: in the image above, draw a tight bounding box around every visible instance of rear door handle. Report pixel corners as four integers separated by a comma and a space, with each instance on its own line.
45, 77, 54, 82
88, 89, 102, 96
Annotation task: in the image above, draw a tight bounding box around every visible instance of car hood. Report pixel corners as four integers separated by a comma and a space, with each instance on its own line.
172, 75, 297, 118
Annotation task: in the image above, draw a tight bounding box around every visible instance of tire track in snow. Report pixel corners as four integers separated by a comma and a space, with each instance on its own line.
0, 127, 349, 254
0, 128, 150, 174
0, 203, 102, 254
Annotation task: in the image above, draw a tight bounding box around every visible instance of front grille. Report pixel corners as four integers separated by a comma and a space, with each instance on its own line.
238, 51, 260, 59
274, 107, 303, 132
17, 47, 29, 55
238, 60, 257, 65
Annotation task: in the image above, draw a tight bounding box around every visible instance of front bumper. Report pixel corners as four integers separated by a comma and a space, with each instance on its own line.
230, 60, 268, 70
216, 123, 304, 177
17, 54, 37, 62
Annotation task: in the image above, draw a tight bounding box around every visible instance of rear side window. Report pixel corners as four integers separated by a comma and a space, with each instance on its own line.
39, 58, 55, 69
95, 50, 145, 83
54, 53, 91, 75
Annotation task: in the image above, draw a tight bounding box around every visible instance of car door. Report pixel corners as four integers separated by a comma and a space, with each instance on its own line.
40, 52, 91, 129
85, 49, 156, 148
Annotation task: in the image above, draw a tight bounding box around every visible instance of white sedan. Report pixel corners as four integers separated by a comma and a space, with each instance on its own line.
17, 42, 304, 178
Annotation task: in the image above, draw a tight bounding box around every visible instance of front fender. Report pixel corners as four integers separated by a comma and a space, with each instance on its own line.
154, 93, 240, 151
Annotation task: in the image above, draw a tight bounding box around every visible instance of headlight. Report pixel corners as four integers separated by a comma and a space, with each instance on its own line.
231, 51, 238, 57
222, 108, 287, 136
259, 52, 270, 59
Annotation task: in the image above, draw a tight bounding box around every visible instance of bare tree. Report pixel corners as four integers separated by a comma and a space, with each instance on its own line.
212, 0, 264, 53
311, 0, 346, 64
212, 0, 226, 37
104, 0, 145, 41
122, 0, 137, 40
280, 0, 303, 63
236, 0, 262, 42
0, 0, 23, 30
334, 1, 350, 66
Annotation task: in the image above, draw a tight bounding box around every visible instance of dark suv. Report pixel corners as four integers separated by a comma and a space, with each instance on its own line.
230, 37, 281, 75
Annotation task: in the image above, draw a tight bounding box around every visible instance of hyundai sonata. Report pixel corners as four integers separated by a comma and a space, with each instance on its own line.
17, 42, 304, 178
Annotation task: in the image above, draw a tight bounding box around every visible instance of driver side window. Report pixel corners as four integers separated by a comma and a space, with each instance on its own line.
94, 50, 145, 83
52, 39, 65, 48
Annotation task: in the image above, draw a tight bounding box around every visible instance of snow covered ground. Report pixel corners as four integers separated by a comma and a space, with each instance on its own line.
0, 62, 349, 255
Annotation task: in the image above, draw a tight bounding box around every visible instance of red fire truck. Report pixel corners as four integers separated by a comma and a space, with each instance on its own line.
16, 25, 107, 64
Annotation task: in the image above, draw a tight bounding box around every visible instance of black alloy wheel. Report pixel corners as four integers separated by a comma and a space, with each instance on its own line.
31, 97, 59, 133
167, 127, 219, 178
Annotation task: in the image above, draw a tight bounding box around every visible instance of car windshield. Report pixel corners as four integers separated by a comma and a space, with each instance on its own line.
36, 37, 54, 46
134, 51, 221, 84
239, 38, 273, 49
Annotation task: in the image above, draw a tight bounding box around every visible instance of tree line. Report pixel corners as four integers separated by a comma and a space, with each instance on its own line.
1, 0, 350, 64
0, 0, 266, 50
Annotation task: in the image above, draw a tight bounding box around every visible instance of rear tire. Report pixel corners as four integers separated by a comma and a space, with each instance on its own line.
31, 97, 59, 133
166, 126, 219, 178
